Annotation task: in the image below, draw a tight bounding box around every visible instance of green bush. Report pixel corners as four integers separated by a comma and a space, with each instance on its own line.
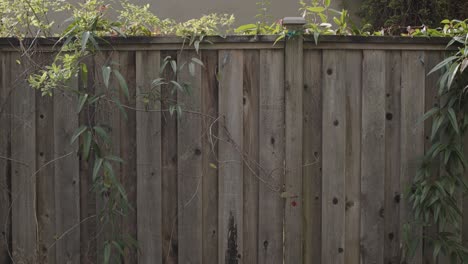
359, 0, 468, 33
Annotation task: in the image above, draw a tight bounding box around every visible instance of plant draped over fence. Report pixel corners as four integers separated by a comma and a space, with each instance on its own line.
408, 20, 468, 262
0, 0, 467, 262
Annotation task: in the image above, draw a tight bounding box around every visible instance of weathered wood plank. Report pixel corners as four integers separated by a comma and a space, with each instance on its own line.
218, 50, 243, 264
0, 52, 11, 264
177, 50, 203, 264
135, 50, 162, 263
242, 49, 259, 264
303, 50, 322, 263
400, 51, 425, 264
117, 51, 138, 263
284, 32, 304, 264
161, 51, 178, 264
95, 51, 121, 264
201, 50, 219, 264
361, 50, 386, 264
322, 50, 346, 264
423, 51, 442, 264
53, 76, 80, 264
258, 49, 284, 264
344, 50, 362, 264
10, 52, 37, 263
384, 50, 402, 264
79, 55, 97, 264
35, 54, 56, 264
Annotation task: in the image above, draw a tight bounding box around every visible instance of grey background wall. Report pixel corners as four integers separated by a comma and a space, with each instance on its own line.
53, 0, 362, 31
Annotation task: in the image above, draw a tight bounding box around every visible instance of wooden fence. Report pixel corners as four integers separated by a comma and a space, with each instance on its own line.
0, 34, 458, 264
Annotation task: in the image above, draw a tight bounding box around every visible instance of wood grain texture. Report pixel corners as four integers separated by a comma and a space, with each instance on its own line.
400, 51, 425, 264
284, 33, 304, 264
117, 51, 138, 263
344, 50, 362, 264
161, 51, 178, 264
322, 50, 346, 264
201, 50, 219, 264
95, 51, 120, 264
177, 50, 203, 264
384, 50, 402, 264
35, 53, 56, 264
361, 50, 386, 264
258, 49, 284, 264
136, 50, 162, 263
79, 55, 97, 264
218, 50, 243, 264
242, 50, 259, 264
423, 51, 442, 264
0, 52, 11, 264
303, 50, 322, 264
53, 77, 80, 264
10, 52, 37, 263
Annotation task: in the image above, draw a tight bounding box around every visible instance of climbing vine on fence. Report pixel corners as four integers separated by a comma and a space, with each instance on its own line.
406, 19, 468, 262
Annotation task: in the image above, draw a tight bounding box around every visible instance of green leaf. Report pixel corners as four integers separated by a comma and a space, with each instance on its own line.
93, 126, 110, 144
170, 60, 177, 74
188, 62, 195, 76
446, 63, 460, 90
93, 158, 103, 181
112, 241, 125, 256
307, 6, 325, 12
447, 108, 459, 134
428, 56, 458, 76
170, 80, 184, 92
325, 0, 331, 7
191, 57, 204, 67
81, 31, 90, 52
104, 242, 111, 264
194, 40, 200, 53
82, 131, 92, 160
235, 23, 257, 32
71, 126, 87, 143
419, 107, 439, 123
113, 70, 129, 99
77, 93, 88, 113
80, 63, 88, 87
102, 66, 111, 88
105, 155, 124, 163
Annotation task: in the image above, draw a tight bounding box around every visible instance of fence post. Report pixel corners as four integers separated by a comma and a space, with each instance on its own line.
283, 17, 305, 264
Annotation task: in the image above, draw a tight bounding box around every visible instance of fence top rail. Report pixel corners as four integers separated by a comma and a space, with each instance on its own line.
0, 35, 453, 50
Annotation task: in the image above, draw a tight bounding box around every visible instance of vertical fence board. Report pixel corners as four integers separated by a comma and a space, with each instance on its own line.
0, 52, 11, 264
118, 51, 138, 263
177, 50, 203, 264
218, 50, 243, 264
423, 51, 443, 264
384, 50, 402, 264
36, 53, 56, 264
242, 49, 259, 264
79, 55, 96, 264
54, 77, 80, 264
303, 50, 322, 263
10, 52, 37, 263
258, 49, 284, 264
136, 50, 162, 263
201, 50, 219, 264
95, 51, 121, 264
284, 32, 304, 264
361, 50, 386, 264
322, 50, 346, 264
401, 51, 425, 264
343, 51, 362, 264
161, 51, 178, 264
